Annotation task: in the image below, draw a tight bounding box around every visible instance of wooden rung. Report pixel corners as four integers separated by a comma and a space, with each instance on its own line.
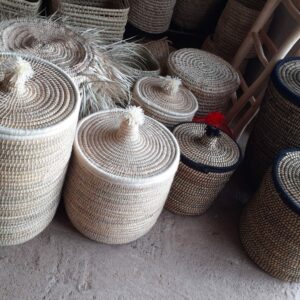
252, 32, 269, 66
238, 72, 249, 93
259, 30, 278, 55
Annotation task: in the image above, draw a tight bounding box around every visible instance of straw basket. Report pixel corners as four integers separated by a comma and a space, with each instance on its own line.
165, 123, 241, 215
213, 0, 262, 61
0, 52, 80, 246
133, 76, 198, 128
240, 149, 300, 282
0, 0, 41, 18
245, 57, 300, 186
128, 0, 176, 34
59, 0, 129, 42
63, 107, 180, 244
167, 49, 240, 116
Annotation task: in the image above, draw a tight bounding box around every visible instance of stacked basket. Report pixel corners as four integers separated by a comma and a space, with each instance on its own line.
240, 149, 300, 282
63, 107, 180, 244
133, 76, 198, 128
0, 52, 80, 246
128, 0, 176, 34
58, 0, 130, 42
166, 122, 242, 215
245, 57, 300, 186
167, 49, 240, 116
0, 0, 41, 18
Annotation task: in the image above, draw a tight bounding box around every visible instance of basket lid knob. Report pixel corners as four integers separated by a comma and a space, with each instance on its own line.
161, 76, 182, 96
0, 57, 34, 94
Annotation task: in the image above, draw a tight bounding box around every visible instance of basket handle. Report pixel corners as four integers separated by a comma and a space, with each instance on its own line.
0, 57, 34, 94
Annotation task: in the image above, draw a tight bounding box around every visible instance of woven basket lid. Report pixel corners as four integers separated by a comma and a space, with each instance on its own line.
173, 122, 241, 173
273, 149, 300, 214
0, 18, 94, 78
0, 52, 79, 132
168, 48, 240, 97
74, 107, 180, 184
271, 57, 300, 107
133, 76, 198, 124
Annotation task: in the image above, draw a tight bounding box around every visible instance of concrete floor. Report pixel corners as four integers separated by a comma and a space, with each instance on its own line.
1, 171, 300, 300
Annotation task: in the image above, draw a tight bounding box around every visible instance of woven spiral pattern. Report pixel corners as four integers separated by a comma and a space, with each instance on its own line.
168, 48, 240, 116
64, 109, 180, 244
0, 18, 94, 79
213, 0, 261, 61
240, 150, 300, 282
59, 0, 129, 42
128, 0, 176, 34
245, 58, 300, 186
133, 77, 198, 128
166, 123, 241, 215
0, 52, 80, 246
0, 0, 41, 18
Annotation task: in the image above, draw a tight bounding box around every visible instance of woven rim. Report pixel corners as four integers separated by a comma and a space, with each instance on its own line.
133, 77, 198, 120
0, 18, 94, 78
0, 52, 80, 136
74, 109, 180, 185
168, 48, 240, 97
271, 57, 300, 107
173, 122, 242, 173
273, 148, 300, 215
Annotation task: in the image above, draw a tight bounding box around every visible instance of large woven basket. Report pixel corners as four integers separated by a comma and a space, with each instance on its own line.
213, 0, 263, 61
59, 0, 129, 42
167, 49, 240, 116
133, 76, 198, 128
245, 57, 300, 186
165, 122, 242, 215
240, 149, 300, 282
0, 0, 41, 18
0, 52, 80, 246
63, 107, 180, 244
128, 0, 176, 34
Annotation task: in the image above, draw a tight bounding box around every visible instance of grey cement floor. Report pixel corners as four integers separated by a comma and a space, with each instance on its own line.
1, 170, 300, 300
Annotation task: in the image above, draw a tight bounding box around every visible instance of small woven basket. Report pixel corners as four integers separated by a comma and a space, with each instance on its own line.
0, 0, 41, 18
128, 0, 176, 34
165, 122, 242, 216
240, 149, 300, 282
63, 107, 180, 244
133, 76, 198, 128
0, 52, 80, 246
59, 0, 129, 42
167, 49, 240, 116
245, 57, 300, 185
213, 0, 263, 61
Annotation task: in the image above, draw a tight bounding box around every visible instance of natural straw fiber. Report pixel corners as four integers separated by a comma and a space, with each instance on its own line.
0, 52, 80, 246
240, 149, 300, 282
213, 0, 262, 61
0, 0, 41, 19
59, 0, 129, 42
64, 107, 180, 244
128, 0, 176, 34
0, 18, 133, 118
168, 49, 240, 116
133, 76, 198, 128
166, 122, 241, 215
245, 57, 300, 186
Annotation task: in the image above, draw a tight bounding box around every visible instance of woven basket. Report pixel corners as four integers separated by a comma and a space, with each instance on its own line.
0, 52, 80, 246
128, 0, 176, 34
240, 149, 300, 282
213, 0, 262, 61
59, 0, 129, 42
172, 0, 225, 31
165, 122, 241, 215
133, 76, 198, 128
167, 49, 240, 116
0, 0, 41, 18
245, 57, 300, 186
63, 107, 180, 244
